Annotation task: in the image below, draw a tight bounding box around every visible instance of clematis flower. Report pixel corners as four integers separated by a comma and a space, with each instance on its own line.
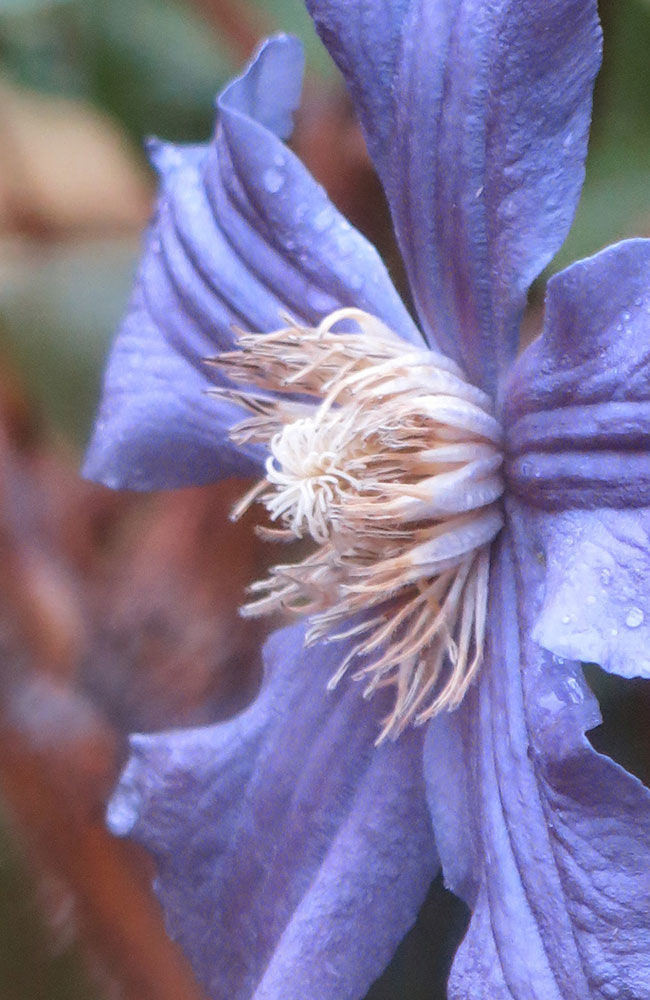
84, 2, 650, 998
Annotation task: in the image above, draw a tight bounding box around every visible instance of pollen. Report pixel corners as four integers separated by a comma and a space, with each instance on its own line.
211, 309, 504, 742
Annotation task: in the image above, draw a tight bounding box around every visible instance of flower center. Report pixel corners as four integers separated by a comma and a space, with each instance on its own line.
212, 309, 504, 741
265, 414, 365, 545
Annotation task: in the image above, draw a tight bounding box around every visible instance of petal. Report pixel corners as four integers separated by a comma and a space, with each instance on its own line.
505, 239, 650, 677
82, 287, 263, 489
84, 35, 419, 490
107, 623, 438, 1000
506, 239, 650, 509
425, 504, 650, 1000
307, 0, 602, 392
521, 508, 650, 681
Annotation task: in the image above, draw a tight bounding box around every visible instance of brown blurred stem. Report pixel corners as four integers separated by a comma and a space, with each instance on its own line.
0, 709, 206, 1000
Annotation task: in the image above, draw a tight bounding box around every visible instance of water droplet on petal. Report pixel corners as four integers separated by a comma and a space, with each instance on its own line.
313, 206, 333, 232
263, 167, 284, 194
565, 676, 584, 703
586, 594, 596, 605
625, 606, 644, 629
561, 614, 572, 625
106, 785, 140, 836
307, 286, 334, 314
336, 229, 354, 254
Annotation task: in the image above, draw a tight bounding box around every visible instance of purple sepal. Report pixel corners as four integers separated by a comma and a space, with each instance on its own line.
82, 286, 263, 489
522, 507, 650, 680
107, 623, 438, 1000
505, 240, 650, 677
84, 35, 418, 490
426, 505, 650, 999
506, 239, 650, 501
306, 0, 601, 392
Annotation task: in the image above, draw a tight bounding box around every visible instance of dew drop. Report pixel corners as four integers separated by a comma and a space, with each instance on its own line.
106, 786, 140, 836
307, 286, 333, 314
313, 206, 333, 232
336, 229, 354, 254
565, 676, 584, 703
625, 606, 644, 629
600, 568, 611, 586
263, 167, 284, 194
561, 614, 572, 625
586, 594, 596, 605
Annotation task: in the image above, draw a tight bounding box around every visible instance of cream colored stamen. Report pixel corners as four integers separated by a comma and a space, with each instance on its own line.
211, 309, 504, 741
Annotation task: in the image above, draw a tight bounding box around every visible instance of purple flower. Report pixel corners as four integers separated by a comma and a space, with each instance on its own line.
85, 3, 650, 999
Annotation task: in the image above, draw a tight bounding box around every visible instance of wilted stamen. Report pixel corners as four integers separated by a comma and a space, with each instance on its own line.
212, 309, 504, 741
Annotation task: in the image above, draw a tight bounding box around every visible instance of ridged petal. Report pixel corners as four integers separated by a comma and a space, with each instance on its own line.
107, 623, 438, 1000
505, 240, 650, 676
425, 505, 650, 999
84, 35, 418, 490
307, 0, 601, 392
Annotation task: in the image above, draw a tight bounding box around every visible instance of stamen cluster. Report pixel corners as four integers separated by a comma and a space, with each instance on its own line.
213, 310, 504, 741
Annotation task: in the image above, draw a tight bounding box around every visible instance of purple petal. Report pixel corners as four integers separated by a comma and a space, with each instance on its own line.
307, 0, 601, 392
505, 239, 650, 677
84, 35, 419, 490
107, 623, 438, 1000
425, 503, 650, 999
82, 287, 263, 489
517, 507, 650, 681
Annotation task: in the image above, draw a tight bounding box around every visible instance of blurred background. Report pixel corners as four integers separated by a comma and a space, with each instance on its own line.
0, 1, 648, 998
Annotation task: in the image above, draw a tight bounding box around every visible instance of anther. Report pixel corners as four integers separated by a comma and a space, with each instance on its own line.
212, 309, 504, 741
